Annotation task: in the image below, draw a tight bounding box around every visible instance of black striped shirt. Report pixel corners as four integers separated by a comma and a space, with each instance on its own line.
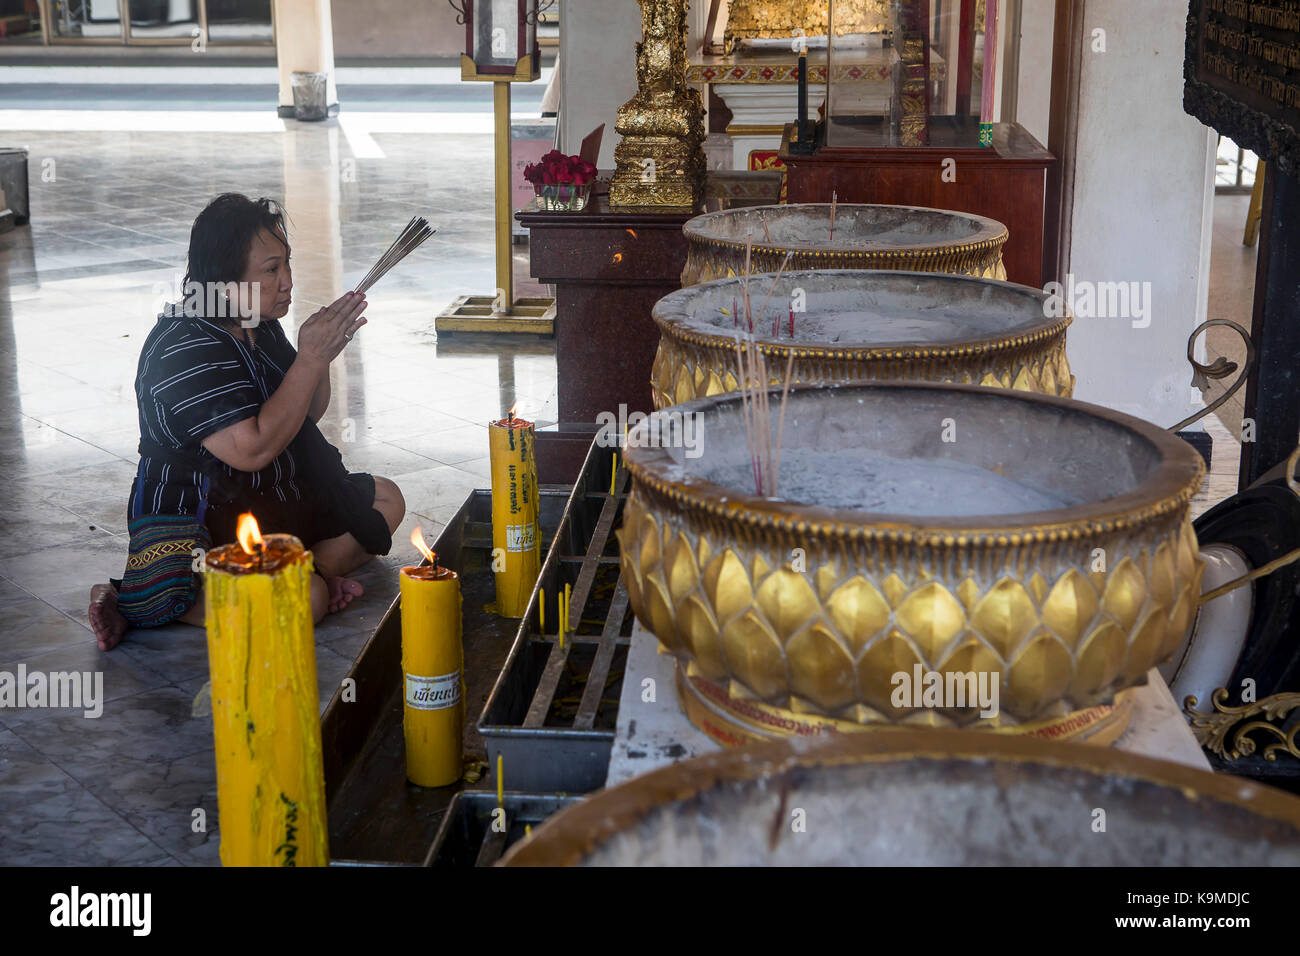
128, 305, 305, 520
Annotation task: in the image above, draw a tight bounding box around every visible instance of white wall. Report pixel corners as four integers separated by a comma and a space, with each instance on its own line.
559, 0, 642, 169
1066, 0, 1216, 427
1014, 0, 1055, 145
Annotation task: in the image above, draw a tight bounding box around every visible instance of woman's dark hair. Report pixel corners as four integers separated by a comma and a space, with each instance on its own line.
182, 193, 290, 295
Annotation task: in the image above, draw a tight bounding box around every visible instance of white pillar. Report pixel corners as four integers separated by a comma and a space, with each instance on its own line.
559, 0, 641, 169
1065, 0, 1217, 429
1013, 0, 1055, 145
273, 0, 339, 116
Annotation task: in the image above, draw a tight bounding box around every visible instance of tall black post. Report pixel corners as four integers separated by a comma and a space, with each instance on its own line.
797, 46, 809, 143
1240, 166, 1300, 488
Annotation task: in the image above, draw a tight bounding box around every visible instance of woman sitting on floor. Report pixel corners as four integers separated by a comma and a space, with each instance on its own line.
89, 193, 405, 650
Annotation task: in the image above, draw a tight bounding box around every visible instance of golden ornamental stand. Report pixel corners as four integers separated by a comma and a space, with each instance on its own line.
609, 0, 706, 212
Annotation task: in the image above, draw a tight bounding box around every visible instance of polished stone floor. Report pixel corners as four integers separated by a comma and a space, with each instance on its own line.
0, 118, 556, 865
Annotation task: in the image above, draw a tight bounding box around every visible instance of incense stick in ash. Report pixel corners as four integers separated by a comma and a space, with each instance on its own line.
734, 337, 795, 498
730, 247, 799, 496
753, 251, 793, 336
353, 216, 435, 294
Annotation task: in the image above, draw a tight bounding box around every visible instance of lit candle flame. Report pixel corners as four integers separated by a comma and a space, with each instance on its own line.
611, 253, 624, 264
236, 512, 264, 556
507, 401, 518, 424
625, 229, 637, 238
410, 526, 436, 566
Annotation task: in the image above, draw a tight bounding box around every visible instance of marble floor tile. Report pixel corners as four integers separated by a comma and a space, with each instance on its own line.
0, 533, 131, 628
52, 491, 132, 536
0, 580, 95, 663
388, 463, 483, 524
111, 624, 210, 686
314, 643, 360, 715
55, 748, 221, 867
454, 455, 493, 481
0, 499, 118, 558
5, 685, 216, 771
0, 637, 171, 711
334, 438, 443, 481
0, 729, 174, 866
390, 423, 491, 467
339, 405, 470, 444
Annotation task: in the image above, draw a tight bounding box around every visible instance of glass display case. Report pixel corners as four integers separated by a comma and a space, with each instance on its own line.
826, 0, 1013, 148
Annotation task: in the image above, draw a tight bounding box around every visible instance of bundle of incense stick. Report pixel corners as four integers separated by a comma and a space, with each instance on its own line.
734, 336, 796, 498
717, 250, 797, 338
353, 216, 435, 294
753, 251, 793, 336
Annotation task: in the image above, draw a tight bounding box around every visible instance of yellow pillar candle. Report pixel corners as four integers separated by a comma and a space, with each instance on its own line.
488, 407, 541, 617
203, 515, 328, 867
401, 527, 465, 788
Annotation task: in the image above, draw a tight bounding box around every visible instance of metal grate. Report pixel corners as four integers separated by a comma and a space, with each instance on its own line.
423, 792, 581, 867
478, 438, 634, 794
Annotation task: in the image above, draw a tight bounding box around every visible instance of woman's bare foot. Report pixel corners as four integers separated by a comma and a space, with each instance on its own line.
89, 583, 128, 651
325, 576, 364, 614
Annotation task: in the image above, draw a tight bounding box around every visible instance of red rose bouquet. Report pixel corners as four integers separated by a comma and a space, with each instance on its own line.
523, 150, 598, 210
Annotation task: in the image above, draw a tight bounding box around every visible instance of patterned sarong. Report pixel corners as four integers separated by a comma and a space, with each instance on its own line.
114, 513, 212, 628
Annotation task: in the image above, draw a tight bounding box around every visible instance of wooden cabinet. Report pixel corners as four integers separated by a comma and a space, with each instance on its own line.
780, 121, 1054, 286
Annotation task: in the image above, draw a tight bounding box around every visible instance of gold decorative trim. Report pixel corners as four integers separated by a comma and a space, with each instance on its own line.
676, 663, 1134, 743
725, 123, 789, 136
502, 728, 1300, 866
1184, 689, 1300, 761
680, 203, 1009, 290
687, 62, 947, 85
459, 52, 540, 84
660, 299, 1065, 362
652, 268, 1076, 407
626, 386, 1204, 548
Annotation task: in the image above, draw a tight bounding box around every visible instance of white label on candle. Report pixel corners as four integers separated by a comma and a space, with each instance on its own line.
505, 523, 535, 553
405, 671, 461, 711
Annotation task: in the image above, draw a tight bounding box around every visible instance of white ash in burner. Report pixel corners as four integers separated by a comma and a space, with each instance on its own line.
700, 447, 1076, 516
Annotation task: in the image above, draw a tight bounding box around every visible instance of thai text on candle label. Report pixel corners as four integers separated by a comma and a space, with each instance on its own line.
505, 523, 536, 552
406, 670, 461, 710
0, 665, 103, 718
276, 793, 300, 867
49, 886, 152, 936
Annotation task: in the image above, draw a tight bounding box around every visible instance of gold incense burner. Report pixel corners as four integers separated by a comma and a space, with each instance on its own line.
617, 382, 1206, 730
502, 730, 1300, 866
651, 269, 1072, 410
680, 204, 1008, 287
